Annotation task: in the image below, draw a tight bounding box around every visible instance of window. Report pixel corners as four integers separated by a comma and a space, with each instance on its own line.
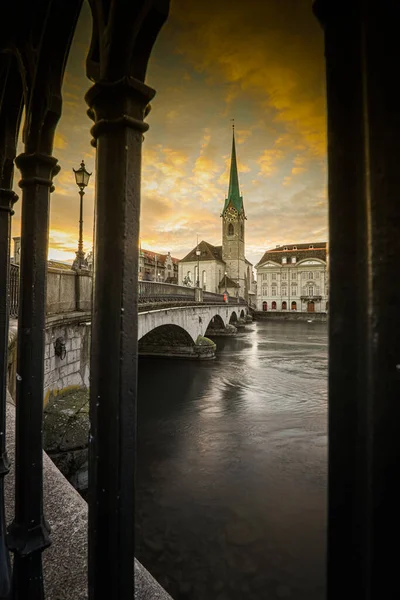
272, 286, 277, 296
272, 273, 276, 280
291, 301, 297, 310
282, 287, 287, 296
282, 301, 287, 310
291, 256, 296, 264
202, 270, 207, 289
316, 271, 320, 279
302, 272, 307, 279
241, 224, 244, 239
283, 246, 288, 251
262, 273, 268, 281
168, 264, 171, 270
291, 286, 297, 296
308, 285, 314, 296
282, 272, 287, 280
194, 266, 198, 283
309, 244, 314, 249
228, 223, 234, 236
316, 287, 320, 295
272, 301, 277, 310
292, 272, 297, 280
309, 272, 313, 279
263, 301, 268, 311
293, 246, 297, 250
262, 285, 268, 295
282, 257, 287, 264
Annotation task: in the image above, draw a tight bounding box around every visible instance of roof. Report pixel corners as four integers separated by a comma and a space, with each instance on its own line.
222, 128, 244, 215
219, 274, 239, 288
140, 249, 179, 265
48, 260, 72, 270
180, 240, 225, 263
256, 242, 327, 268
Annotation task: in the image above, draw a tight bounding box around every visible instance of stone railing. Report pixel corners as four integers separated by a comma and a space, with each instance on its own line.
9, 264, 93, 317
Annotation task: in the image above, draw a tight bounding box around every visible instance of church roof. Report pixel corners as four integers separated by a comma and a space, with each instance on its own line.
180, 240, 224, 263
219, 274, 239, 288
222, 127, 244, 214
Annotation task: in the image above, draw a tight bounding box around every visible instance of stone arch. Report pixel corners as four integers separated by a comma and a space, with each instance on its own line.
204, 314, 225, 336
138, 324, 195, 352
229, 311, 238, 324
228, 223, 234, 236
240, 309, 245, 318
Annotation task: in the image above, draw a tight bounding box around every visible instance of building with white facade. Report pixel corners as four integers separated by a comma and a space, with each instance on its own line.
255, 242, 328, 313
178, 127, 254, 302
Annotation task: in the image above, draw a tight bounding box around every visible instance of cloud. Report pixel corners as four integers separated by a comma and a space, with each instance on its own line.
170, 0, 326, 157
257, 148, 284, 177
10, 0, 327, 269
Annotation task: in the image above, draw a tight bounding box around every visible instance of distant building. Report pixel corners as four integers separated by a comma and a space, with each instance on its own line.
139, 248, 179, 283
255, 242, 328, 313
178, 127, 253, 301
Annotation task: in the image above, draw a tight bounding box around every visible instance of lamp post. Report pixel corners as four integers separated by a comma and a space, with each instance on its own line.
196, 236, 200, 288
72, 159, 91, 270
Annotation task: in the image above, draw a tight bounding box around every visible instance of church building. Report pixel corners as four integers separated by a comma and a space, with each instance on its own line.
178, 128, 253, 301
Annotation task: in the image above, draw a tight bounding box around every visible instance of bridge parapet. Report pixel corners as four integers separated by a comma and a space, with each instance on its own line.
9, 267, 248, 316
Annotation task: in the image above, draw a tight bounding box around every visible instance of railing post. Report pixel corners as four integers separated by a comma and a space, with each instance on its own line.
85, 76, 155, 598
0, 188, 18, 598
7, 153, 59, 599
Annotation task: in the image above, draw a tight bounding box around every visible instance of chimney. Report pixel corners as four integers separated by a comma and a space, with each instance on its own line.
13, 236, 21, 265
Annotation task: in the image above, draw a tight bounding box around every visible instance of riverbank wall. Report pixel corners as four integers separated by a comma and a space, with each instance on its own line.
253, 311, 328, 323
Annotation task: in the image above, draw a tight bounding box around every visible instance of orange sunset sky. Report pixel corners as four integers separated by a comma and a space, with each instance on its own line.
11, 0, 327, 267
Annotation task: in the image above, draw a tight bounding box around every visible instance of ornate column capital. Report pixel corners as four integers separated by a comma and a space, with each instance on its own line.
0, 189, 18, 215
85, 77, 155, 146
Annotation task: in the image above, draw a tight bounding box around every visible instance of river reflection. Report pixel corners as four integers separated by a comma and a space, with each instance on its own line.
136, 320, 327, 600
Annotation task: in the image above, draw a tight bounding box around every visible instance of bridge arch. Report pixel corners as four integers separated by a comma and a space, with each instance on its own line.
138, 324, 195, 357
139, 323, 195, 345
204, 314, 226, 335
229, 311, 238, 324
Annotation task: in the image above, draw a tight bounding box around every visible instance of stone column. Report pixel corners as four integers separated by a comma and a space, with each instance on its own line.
85, 77, 154, 599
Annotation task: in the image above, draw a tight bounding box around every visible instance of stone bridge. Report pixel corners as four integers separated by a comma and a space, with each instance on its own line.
7, 270, 249, 403
138, 304, 248, 358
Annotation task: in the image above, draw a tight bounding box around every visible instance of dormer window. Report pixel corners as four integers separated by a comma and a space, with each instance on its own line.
293, 246, 297, 250
291, 256, 296, 264
283, 246, 288, 251
309, 244, 314, 249
282, 257, 287, 264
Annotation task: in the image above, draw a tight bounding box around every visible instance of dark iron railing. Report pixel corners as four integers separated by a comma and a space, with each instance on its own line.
203, 290, 246, 305
138, 280, 196, 303
8, 263, 19, 318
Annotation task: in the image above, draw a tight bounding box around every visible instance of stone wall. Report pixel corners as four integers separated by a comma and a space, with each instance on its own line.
254, 311, 328, 322
44, 313, 91, 404
46, 268, 92, 314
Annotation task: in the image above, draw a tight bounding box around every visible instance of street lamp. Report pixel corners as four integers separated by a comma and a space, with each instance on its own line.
72, 159, 91, 270
195, 238, 200, 288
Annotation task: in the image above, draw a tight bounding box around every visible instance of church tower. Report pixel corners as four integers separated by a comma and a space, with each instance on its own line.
222, 125, 246, 296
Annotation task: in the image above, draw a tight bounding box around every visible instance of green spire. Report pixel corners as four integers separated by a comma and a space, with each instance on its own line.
223, 125, 243, 214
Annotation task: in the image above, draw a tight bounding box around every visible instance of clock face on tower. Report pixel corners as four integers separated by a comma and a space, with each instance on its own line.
225, 206, 238, 222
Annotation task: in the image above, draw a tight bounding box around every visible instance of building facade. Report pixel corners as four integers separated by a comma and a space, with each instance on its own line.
139, 248, 179, 283
255, 243, 328, 313
178, 127, 253, 301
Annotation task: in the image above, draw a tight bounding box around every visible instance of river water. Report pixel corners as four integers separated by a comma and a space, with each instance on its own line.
136, 320, 328, 600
